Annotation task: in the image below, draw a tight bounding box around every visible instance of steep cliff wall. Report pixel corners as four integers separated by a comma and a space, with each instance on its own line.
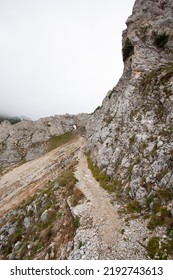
86, 0, 173, 211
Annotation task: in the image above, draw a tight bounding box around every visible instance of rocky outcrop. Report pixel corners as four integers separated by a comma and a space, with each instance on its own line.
0, 113, 90, 166
86, 0, 173, 209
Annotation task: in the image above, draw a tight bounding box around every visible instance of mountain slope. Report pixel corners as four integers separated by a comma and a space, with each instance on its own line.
86, 0, 173, 259
0, 0, 173, 260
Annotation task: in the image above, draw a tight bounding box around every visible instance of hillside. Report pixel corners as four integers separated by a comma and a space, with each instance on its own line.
0, 0, 173, 260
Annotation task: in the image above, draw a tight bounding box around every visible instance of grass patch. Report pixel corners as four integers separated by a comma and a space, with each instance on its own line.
47, 132, 76, 152
147, 208, 173, 230
147, 237, 173, 259
57, 163, 78, 196
129, 135, 136, 146
73, 216, 80, 229
86, 154, 115, 192
78, 240, 84, 249
70, 188, 85, 207
126, 200, 141, 213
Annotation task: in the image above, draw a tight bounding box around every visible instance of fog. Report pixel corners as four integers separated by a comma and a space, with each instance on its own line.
0, 0, 135, 120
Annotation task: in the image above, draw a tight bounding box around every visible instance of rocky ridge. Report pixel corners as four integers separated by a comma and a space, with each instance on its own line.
86, 0, 173, 214
85, 0, 173, 258
0, 113, 90, 167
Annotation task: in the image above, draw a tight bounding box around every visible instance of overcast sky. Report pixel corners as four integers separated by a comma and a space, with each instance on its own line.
0, 0, 135, 120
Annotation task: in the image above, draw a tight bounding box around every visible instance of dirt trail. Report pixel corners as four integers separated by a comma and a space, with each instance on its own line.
75, 151, 120, 246
0, 134, 120, 255
0, 136, 85, 218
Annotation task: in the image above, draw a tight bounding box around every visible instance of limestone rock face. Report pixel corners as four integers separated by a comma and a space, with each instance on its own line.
86, 0, 173, 207
0, 113, 90, 166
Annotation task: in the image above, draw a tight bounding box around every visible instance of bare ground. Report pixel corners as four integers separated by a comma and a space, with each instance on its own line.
0, 135, 84, 218
75, 151, 120, 246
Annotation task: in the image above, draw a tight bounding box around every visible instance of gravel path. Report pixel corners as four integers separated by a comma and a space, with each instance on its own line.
68, 151, 149, 260
75, 153, 120, 245
68, 152, 121, 259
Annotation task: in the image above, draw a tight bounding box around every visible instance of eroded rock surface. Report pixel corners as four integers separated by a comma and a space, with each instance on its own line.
86, 0, 173, 208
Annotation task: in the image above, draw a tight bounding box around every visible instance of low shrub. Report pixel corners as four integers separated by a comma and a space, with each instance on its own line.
153, 31, 169, 48
70, 188, 84, 207
126, 200, 141, 213
57, 164, 78, 195
73, 216, 80, 229
147, 237, 173, 259
122, 38, 134, 62
86, 154, 115, 192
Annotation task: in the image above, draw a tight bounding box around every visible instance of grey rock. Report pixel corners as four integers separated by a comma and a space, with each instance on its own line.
25, 144, 46, 161
8, 253, 14, 260
8, 226, 16, 236
23, 217, 31, 229
0, 113, 91, 166
40, 210, 48, 223
14, 241, 21, 251
0, 235, 5, 241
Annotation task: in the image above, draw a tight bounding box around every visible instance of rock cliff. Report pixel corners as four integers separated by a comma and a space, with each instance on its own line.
86, 0, 173, 211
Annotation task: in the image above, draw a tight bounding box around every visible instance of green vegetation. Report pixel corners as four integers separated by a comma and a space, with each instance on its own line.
147, 207, 172, 231
130, 110, 138, 120
146, 187, 173, 235
113, 178, 123, 200
164, 87, 172, 98
78, 240, 84, 249
146, 237, 173, 260
140, 63, 173, 99
137, 114, 142, 122
145, 191, 173, 259
103, 114, 113, 125
141, 142, 148, 150
70, 188, 84, 207
138, 25, 150, 41
58, 163, 85, 205
57, 164, 78, 195
150, 143, 158, 158
0, 163, 83, 259
86, 154, 115, 192
160, 127, 172, 138
73, 215, 80, 229
153, 31, 169, 48
47, 132, 76, 152
86, 153, 124, 201
0, 180, 62, 259
129, 135, 136, 146
126, 200, 141, 213
122, 38, 134, 62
